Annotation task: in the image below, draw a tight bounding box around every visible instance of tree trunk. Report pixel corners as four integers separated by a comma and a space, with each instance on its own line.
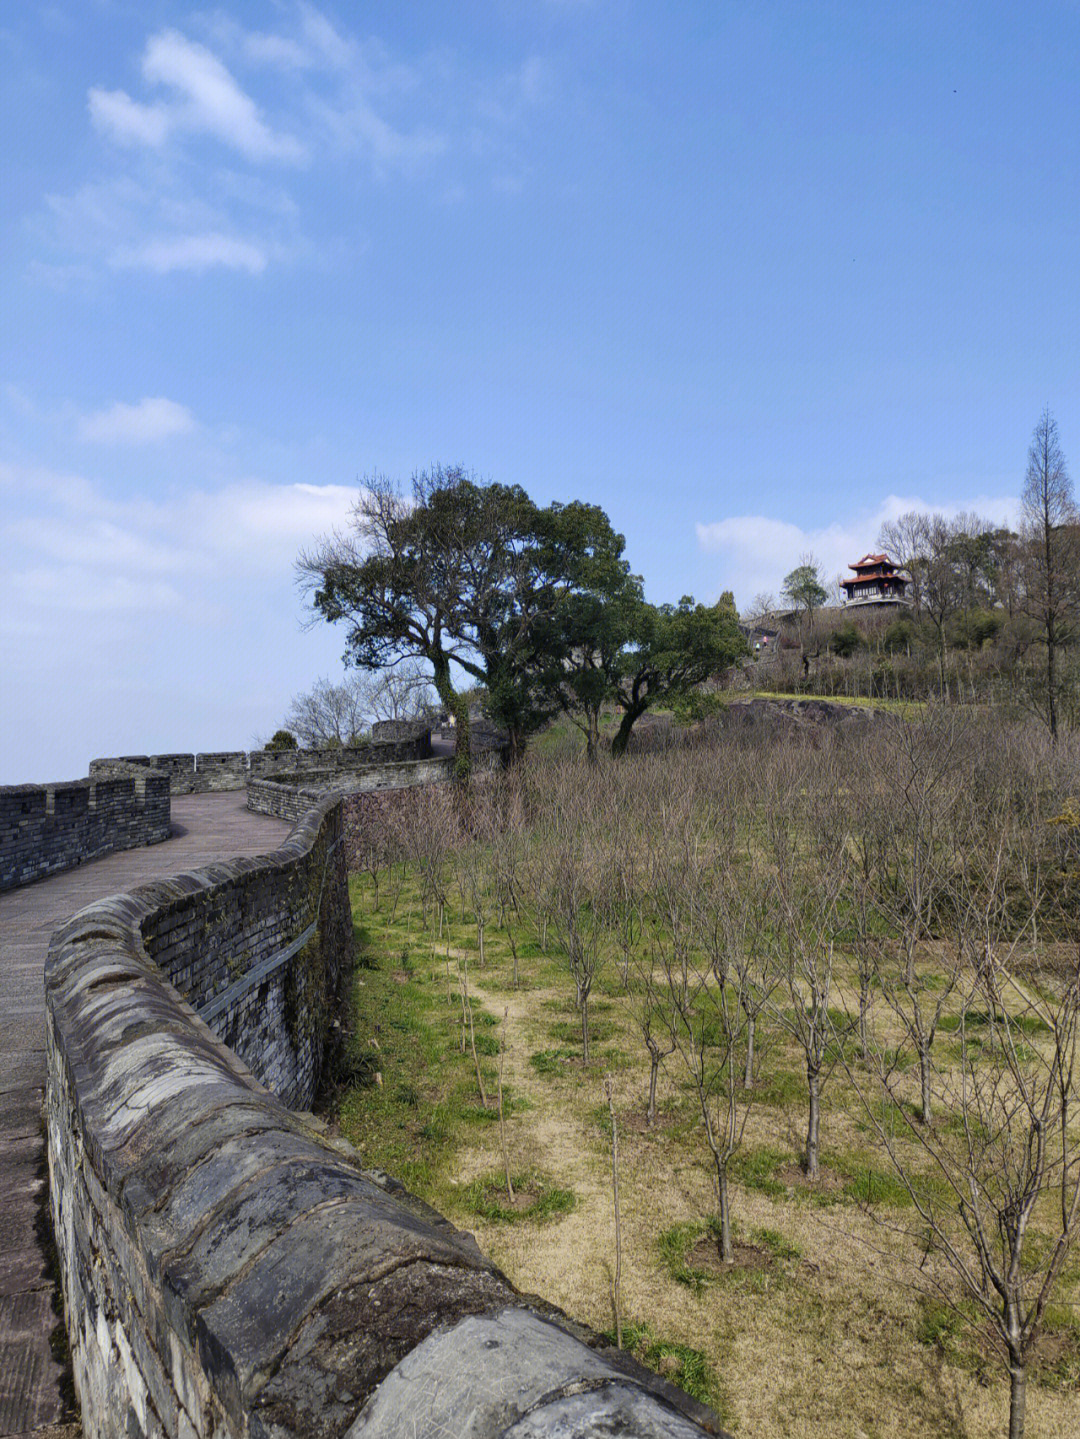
805, 1067, 821, 1179
432, 663, 472, 779
606, 1083, 623, 1347
585, 709, 600, 764
744, 1013, 755, 1088
498, 1010, 514, 1201
647, 1050, 659, 1126
1047, 616, 1058, 742
581, 996, 590, 1065
610, 704, 645, 757
1008, 1356, 1027, 1439
716, 1165, 733, 1262
919, 1038, 932, 1125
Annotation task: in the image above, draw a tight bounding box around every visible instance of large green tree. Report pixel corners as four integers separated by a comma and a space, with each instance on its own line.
298, 467, 633, 770
609, 594, 746, 756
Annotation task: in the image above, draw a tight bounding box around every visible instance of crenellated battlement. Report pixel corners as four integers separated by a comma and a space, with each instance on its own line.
0, 767, 171, 891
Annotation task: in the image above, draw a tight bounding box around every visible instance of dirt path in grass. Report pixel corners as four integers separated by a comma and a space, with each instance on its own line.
457, 972, 625, 1326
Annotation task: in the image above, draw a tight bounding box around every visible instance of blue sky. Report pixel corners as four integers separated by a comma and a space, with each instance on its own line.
2, 2, 1078, 780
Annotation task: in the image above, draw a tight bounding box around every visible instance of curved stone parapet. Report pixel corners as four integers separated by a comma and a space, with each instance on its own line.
45, 795, 724, 1438
246, 757, 456, 823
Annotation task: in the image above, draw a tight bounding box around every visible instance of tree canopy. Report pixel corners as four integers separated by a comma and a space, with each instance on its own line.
782, 560, 827, 625
298, 467, 740, 765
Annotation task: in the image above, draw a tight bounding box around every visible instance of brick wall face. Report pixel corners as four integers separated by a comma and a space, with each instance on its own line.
0, 771, 171, 891
246, 755, 457, 824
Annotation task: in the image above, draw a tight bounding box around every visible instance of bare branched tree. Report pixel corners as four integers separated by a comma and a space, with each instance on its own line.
544, 767, 605, 1063
663, 944, 753, 1262
285, 674, 370, 748
1019, 408, 1079, 741
854, 915, 1080, 1438
855, 710, 969, 1124
764, 739, 852, 1179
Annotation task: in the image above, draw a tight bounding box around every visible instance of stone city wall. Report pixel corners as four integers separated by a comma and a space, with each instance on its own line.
45, 792, 722, 1439
0, 769, 171, 892
89, 733, 432, 795
369, 718, 433, 744
246, 756, 457, 824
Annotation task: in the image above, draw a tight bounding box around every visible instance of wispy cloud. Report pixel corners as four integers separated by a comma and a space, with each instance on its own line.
77, 396, 195, 444
34, 5, 556, 282
0, 460, 361, 780
112, 232, 269, 274
0, 460, 357, 628
89, 29, 306, 163
697, 494, 1020, 608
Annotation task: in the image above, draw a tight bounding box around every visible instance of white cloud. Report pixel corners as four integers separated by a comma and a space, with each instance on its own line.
315, 95, 446, 173
243, 32, 313, 71
112, 232, 269, 274
298, 4, 355, 71
38, 7, 554, 283
697, 493, 1020, 608
1, 466, 358, 613
0, 465, 360, 780
78, 396, 195, 444
90, 30, 306, 163
87, 88, 170, 147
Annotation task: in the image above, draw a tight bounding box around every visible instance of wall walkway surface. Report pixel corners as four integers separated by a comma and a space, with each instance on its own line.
41, 792, 724, 1438
0, 793, 291, 1438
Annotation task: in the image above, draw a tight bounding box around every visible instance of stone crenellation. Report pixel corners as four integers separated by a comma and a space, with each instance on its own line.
0, 768, 171, 892
45, 790, 724, 1439
89, 732, 433, 796
369, 717, 434, 743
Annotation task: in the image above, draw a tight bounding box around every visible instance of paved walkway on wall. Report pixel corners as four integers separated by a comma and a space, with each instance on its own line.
0, 794, 291, 1439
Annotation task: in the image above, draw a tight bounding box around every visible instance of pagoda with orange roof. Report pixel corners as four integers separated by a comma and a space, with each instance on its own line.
840, 553, 911, 608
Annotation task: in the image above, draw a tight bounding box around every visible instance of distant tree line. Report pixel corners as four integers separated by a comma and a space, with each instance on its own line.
753, 410, 1080, 738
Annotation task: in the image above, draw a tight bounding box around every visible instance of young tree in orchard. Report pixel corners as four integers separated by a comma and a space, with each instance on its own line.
763, 739, 851, 1180
854, 710, 968, 1124
850, 778, 1080, 1439
1019, 409, 1079, 740
297, 468, 631, 771
609, 594, 746, 756
664, 940, 753, 1263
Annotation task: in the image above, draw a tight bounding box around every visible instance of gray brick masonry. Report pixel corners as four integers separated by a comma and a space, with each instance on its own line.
246, 756, 458, 824
0, 769, 171, 892
89, 735, 433, 796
